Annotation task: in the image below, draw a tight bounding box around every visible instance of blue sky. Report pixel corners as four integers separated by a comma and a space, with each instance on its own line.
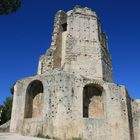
0, 0, 140, 104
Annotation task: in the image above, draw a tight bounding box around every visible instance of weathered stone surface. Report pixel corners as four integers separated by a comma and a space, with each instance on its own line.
37, 6, 112, 82
10, 5, 140, 140
131, 99, 140, 140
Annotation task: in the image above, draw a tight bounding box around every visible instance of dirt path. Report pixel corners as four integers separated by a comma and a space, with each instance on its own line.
0, 133, 51, 140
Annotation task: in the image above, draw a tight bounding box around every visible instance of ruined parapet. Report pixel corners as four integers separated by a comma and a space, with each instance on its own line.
38, 6, 112, 82
38, 10, 67, 74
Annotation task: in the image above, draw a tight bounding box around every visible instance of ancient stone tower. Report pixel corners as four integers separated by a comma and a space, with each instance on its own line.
10, 6, 140, 140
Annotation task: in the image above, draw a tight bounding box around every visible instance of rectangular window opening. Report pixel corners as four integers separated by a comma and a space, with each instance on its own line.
62, 23, 67, 32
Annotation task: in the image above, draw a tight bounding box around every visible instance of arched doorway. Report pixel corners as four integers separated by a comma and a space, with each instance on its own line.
24, 80, 43, 118
83, 84, 104, 119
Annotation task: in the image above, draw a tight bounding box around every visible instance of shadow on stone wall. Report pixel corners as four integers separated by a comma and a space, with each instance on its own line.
0, 121, 10, 132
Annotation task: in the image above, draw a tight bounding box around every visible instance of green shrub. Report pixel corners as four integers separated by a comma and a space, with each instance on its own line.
0, 97, 13, 125
36, 133, 51, 139
52, 137, 61, 140
72, 137, 82, 140
36, 134, 82, 140
45, 135, 51, 139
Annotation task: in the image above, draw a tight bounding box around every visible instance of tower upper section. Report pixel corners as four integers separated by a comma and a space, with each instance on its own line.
38, 6, 113, 82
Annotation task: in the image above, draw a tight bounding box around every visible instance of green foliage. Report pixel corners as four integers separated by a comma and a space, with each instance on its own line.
71, 137, 82, 140
10, 83, 16, 95
10, 85, 14, 95
0, 0, 21, 15
52, 137, 61, 140
36, 134, 60, 140
36, 134, 82, 140
0, 97, 13, 125
36, 133, 51, 139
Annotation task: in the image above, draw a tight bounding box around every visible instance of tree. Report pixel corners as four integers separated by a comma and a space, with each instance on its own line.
0, 0, 21, 15
10, 85, 14, 95
0, 97, 13, 125
0, 84, 14, 125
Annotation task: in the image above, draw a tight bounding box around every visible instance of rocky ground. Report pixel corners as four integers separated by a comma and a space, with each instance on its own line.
0, 133, 51, 140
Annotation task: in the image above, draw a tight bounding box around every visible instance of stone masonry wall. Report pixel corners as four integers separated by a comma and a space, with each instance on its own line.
10, 71, 132, 140
38, 6, 113, 82
131, 100, 140, 140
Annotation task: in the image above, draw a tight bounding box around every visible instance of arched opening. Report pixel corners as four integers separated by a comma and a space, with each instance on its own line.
83, 84, 104, 119
24, 80, 43, 118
